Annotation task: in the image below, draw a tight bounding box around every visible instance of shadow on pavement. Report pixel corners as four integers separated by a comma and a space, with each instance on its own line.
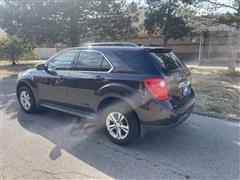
2, 78, 240, 179
15, 109, 240, 179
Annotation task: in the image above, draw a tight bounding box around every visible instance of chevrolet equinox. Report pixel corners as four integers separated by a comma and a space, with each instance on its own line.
17, 43, 195, 145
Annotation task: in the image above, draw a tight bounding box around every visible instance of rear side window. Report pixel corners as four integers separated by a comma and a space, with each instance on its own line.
76, 51, 111, 71
114, 51, 161, 74
151, 52, 185, 72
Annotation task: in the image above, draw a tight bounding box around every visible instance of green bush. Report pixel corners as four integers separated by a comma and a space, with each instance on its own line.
21, 50, 39, 60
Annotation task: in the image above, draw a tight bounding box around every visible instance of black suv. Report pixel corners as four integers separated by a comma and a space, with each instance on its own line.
17, 43, 195, 145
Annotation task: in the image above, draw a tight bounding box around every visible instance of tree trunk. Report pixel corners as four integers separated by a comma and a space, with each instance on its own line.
163, 37, 168, 47
228, 44, 237, 73
10, 53, 16, 65
228, 22, 240, 72
11, 58, 16, 66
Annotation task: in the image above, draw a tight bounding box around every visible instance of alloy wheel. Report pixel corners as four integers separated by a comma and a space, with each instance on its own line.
106, 112, 129, 140
20, 90, 31, 110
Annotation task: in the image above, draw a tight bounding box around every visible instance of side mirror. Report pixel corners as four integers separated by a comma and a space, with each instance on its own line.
36, 64, 47, 71
37, 63, 57, 76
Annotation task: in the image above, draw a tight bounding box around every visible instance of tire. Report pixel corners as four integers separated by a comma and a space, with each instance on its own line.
17, 86, 37, 113
102, 101, 140, 146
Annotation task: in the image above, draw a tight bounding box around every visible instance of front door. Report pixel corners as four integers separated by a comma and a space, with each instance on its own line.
36, 50, 78, 105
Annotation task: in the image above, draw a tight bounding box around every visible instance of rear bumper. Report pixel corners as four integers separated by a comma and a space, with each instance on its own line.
137, 92, 195, 127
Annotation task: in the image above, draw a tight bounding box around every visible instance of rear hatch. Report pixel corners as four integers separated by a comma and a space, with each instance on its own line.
114, 48, 193, 108
149, 49, 193, 108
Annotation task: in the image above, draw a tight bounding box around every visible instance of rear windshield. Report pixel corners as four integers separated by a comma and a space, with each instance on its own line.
150, 52, 185, 72
114, 50, 185, 75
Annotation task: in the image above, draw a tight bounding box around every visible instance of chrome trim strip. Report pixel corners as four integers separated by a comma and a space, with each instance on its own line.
45, 49, 114, 73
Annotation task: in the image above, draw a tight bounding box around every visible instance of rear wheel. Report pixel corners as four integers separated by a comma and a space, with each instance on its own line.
18, 86, 37, 113
102, 101, 140, 145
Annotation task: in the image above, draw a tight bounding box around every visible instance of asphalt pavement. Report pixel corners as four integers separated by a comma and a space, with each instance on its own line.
1, 78, 239, 179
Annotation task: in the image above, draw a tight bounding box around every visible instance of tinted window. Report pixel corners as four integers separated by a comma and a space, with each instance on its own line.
114, 51, 161, 74
76, 51, 111, 71
48, 50, 77, 70
101, 57, 112, 71
151, 52, 185, 72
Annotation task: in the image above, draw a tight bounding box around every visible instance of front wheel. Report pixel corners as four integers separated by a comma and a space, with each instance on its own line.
18, 86, 37, 113
102, 102, 140, 145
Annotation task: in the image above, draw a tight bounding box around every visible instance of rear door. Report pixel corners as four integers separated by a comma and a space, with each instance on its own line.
67, 50, 112, 112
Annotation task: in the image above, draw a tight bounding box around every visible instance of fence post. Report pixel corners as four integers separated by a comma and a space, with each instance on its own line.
198, 31, 203, 62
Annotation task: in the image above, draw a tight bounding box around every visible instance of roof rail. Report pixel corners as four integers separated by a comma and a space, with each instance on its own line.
83, 42, 138, 47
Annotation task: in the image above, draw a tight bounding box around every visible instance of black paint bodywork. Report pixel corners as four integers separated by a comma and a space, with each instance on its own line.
17, 46, 195, 126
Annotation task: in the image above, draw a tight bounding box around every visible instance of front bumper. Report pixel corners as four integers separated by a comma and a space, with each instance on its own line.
137, 92, 195, 127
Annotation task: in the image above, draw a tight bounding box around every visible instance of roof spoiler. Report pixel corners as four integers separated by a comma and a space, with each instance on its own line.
144, 48, 172, 53
83, 42, 138, 47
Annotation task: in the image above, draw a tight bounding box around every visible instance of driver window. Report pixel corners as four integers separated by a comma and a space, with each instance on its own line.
48, 50, 78, 70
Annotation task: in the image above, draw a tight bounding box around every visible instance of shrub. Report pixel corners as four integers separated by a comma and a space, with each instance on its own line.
21, 50, 39, 60
0, 35, 32, 65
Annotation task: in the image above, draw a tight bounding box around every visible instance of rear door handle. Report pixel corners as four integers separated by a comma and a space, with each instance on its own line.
96, 76, 105, 82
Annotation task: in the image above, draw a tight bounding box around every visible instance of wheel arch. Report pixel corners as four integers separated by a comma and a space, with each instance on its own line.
17, 81, 31, 94
96, 83, 143, 109
16, 80, 38, 105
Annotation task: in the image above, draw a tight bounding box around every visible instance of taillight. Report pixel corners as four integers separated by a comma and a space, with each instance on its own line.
143, 78, 169, 100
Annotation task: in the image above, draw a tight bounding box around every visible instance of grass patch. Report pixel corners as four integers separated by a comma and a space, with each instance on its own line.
188, 66, 240, 119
